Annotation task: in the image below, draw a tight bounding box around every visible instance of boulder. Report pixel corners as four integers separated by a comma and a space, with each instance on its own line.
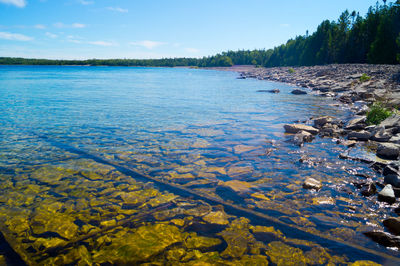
384, 174, 400, 188
291, 89, 307, 95
348, 130, 371, 141
345, 116, 367, 130
284, 124, 319, 135
379, 114, 400, 129
383, 217, 400, 236
377, 143, 400, 160
360, 183, 377, 197
303, 177, 322, 190
293, 130, 313, 146
313, 116, 333, 128
378, 185, 396, 204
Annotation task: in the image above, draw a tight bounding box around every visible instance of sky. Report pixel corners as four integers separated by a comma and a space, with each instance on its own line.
0, 0, 387, 59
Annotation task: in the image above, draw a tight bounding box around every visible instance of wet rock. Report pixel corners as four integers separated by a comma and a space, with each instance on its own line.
293, 130, 313, 146
363, 231, 400, 248
233, 145, 258, 154
383, 217, 400, 236
218, 180, 254, 193
284, 124, 319, 135
313, 116, 333, 128
378, 185, 396, 204
379, 114, 400, 129
345, 116, 367, 130
257, 89, 280, 93
291, 89, 307, 95
377, 143, 400, 160
384, 174, 400, 188
348, 130, 371, 141
339, 140, 357, 147
185, 233, 222, 249
303, 177, 322, 191
360, 183, 377, 197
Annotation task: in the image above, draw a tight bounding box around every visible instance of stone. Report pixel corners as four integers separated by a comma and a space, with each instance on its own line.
291, 89, 307, 95
303, 177, 322, 190
348, 130, 371, 141
340, 140, 357, 147
233, 145, 258, 154
257, 89, 280, 93
384, 174, 400, 188
376, 143, 400, 160
370, 126, 392, 142
378, 185, 396, 204
265, 241, 307, 265
389, 134, 400, 144
313, 116, 333, 128
345, 116, 366, 130
202, 211, 229, 225
293, 130, 313, 146
363, 231, 400, 248
383, 217, 400, 236
360, 183, 377, 197
379, 114, 400, 129
284, 124, 319, 135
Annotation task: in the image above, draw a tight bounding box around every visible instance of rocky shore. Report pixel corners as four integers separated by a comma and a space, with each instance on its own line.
213, 64, 400, 249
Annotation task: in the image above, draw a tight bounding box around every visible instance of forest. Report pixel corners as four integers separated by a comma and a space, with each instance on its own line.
1, 0, 399, 67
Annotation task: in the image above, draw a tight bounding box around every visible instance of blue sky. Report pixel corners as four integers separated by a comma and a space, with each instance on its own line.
0, 0, 386, 59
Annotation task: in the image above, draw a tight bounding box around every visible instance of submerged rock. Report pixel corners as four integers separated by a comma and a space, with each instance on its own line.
378, 185, 396, 204
203, 211, 229, 225
257, 89, 280, 93
284, 124, 319, 135
383, 217, 400, 236
265, 241, 307, 265
303, 177, 322, 191
291, 89, 307, 95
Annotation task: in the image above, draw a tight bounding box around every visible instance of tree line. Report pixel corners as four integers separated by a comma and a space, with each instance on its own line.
0, 0, 399, 67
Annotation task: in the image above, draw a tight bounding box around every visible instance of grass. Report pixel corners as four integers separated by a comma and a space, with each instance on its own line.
360, 73, 371, 82
366, 102, 393, 125
288, 68, 295, 74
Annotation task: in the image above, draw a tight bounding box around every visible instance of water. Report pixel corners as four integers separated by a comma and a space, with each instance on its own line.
0, 65, 398, 265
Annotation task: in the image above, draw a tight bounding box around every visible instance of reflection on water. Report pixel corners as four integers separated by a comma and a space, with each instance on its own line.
0, 66, 397, 264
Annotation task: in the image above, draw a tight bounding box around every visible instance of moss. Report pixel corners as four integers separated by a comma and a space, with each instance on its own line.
366, 102, 393, 125
359, 73, 371, 82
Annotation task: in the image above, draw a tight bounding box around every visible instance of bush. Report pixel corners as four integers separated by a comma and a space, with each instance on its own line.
366, 102, 392, 125
360, 73, 371, 82
288, 68, 295, 74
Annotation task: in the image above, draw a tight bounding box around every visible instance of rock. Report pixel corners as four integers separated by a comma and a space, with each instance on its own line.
257, 89, 280, 93
363, 231, 400, 248
202, 211, 229, 225
293, 130, 313, 146
345, 116, 367, 130
383, 217, 400, 236
378, 185, 396, 204
284, 124, 319, 135
383, 164, 400, 176
340, 140, 357, 147
291, 89, 307, 95
348, 130, 371, 141
370, 126, 392, 142
360, 183, 377, 197
389, 134, 400, 144
379, 114, 400, 129
384, 174, 400, 188
313, 116, 333, 128
376, 143, 400, 160
233, 145, 258, 154
303, 177, 322, 190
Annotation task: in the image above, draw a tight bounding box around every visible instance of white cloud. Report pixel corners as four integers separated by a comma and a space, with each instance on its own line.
34, 24, 46, 29
0, 0, 26, 8
54, 22, 86, 29
0, 31, 32, 41
78, 0, 93, 5
89, 41, 115, 47
185, 48, 199, 53
45, 32, 57, 38
107, 7, 128, 13
130, 40, 166, 49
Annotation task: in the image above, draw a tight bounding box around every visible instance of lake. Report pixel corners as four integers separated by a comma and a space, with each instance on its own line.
0, 65, 397, 264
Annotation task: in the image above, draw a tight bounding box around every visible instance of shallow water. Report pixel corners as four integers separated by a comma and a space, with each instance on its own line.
0, 65, 398, 265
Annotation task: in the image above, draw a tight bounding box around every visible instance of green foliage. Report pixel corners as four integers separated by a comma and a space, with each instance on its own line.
366, 102, 393, 125
288, 68, 295, 74
360, 73, 371, 82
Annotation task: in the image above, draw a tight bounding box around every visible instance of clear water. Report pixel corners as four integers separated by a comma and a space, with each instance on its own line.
0, 65, 398, 265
